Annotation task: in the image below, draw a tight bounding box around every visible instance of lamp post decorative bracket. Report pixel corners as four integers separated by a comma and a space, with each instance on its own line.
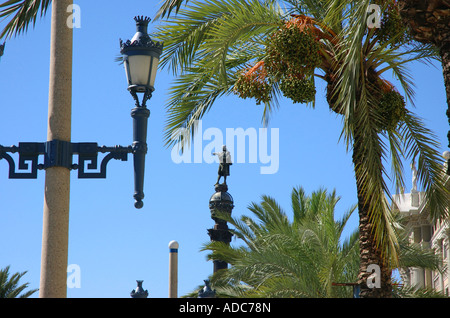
0, 140, 133, 180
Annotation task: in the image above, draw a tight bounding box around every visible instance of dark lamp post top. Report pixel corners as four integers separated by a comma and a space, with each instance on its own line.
134, 15, 151, 33
198, 280, 216, 298
130, 280, 149, 298
119, 15, 163, 107
120, 16, 163, 56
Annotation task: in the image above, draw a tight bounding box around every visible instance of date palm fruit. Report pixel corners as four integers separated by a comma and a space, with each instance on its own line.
374, 0, 412, 45
326, 71, 406, 131
376, 88, 407, 131
265, 19, 322, 78
279, 73, 316, 104
234, 61, 272, 105
234, 16, 323, 105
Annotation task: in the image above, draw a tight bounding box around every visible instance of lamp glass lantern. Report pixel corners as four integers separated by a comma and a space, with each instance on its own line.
120, 16, 163, 105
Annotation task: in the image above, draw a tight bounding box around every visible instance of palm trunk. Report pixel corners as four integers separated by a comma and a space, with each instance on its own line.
440, 42, 450, 148
397, 0, 450, 148
353, 136, 392, 298
39, 0, 73, 298
327, 74, 393, 297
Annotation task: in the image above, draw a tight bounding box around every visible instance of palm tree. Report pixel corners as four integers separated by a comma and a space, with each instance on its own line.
155, 0, 449, 297
395, 0, 450, 151
0, 266, 38, 298
0, 0, 73, 297
326, 0, 449, 297
199, 186, 444, 298
202, 186, 359, 298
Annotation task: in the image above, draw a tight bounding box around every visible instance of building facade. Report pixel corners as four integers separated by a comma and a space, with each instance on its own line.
393, 155, 450, 295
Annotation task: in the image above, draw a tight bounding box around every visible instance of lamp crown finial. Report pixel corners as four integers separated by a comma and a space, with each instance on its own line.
134, 16, 151, 25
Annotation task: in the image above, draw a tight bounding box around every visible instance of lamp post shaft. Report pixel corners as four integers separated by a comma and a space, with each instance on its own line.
131, 105, 150, 208
40, 0, 73, 298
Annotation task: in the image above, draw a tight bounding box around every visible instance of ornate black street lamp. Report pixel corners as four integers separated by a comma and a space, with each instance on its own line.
120, 16, 163, 208
0, 16, 162, 209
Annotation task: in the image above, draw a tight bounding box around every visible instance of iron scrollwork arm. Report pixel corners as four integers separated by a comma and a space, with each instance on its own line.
74, 143, 132, 178
0, 141, 133, 179
0, 143, 44, 179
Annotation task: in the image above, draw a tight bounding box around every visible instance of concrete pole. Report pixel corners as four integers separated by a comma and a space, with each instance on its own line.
39, 0, 73, 298
168, 240, 179, 298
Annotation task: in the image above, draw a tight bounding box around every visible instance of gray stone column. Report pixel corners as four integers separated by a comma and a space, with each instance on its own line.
39, 0, 73, 298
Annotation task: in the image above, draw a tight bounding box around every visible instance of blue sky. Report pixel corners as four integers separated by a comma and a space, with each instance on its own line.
0, 1, 448, 298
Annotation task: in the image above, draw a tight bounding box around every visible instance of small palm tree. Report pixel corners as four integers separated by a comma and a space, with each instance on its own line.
0, 266, 38, 298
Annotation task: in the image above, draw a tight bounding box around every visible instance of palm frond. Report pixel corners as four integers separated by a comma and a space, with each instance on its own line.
0, 265, 38, 298
400, 112, 450, 221
155, 0, 233, 75
154, 0, 188, 20
163, 64, 236, 149
0, 0, 51, 39
157, 0, 285, 149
